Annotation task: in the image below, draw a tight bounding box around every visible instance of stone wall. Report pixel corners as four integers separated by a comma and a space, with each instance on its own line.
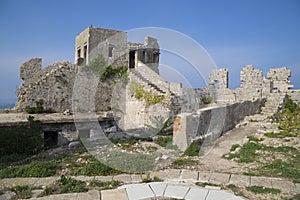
173, 99, 262, 151
20, 58, 42, 81
15, 59, 78, 112
267, 67, 293, 92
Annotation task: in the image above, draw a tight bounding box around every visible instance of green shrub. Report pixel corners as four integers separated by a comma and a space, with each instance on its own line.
154, 136, 172, 147
200, 95, 213, 104
11, 185, 33, 199
142, 174, 162, 183
57, 176, 88, 194
172, 157, 197, 167
100, 66, 128, 82
184, 140, 203, 156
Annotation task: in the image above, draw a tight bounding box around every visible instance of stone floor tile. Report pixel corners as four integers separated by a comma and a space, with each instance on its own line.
101, 188, 128, 200
121, 183, 155, 200
148, 182, 167, 197
164, 185, 190, 199
184, 187, 208, 200
206, 190, 243, 200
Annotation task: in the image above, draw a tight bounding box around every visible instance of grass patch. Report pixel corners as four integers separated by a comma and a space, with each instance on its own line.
89, 180, 121, 190
11, 185, 34, 199
264, 131, 297, 138
259, 159, 300, 180
196, 182, 219, 187
247, 135, 263, 142
171, 157, 198, 168
57, 176, 88, 194
230, 144, 240, 152
142, 174, 162, 183
0, 160, 59, 178
246, 185, 281, 194
154, 136, 172, 147
183, 140, 202, 156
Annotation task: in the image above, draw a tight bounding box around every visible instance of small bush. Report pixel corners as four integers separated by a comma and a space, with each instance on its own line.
57, 176, 88, 194
11, 185, 33, 199
184, 140, 203, 156
172, 157, 197, 167
24, 99, 54, 114
200, 95, 213, 104
154, 136, 172, 147
142, 173, 162, 183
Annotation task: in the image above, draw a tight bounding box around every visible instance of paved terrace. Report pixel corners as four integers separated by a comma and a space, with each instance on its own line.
0, 169, 298, 200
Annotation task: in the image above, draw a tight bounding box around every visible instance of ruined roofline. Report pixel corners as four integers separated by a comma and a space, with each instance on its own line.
76, 26, 124, 37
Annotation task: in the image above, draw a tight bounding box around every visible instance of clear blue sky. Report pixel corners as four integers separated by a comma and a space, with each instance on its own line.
0, 0, 299, 104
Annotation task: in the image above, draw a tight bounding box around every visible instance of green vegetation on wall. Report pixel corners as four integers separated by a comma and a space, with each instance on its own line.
86, 54, 128, 83
24, 99, 54, 114
130, 82, 165, 105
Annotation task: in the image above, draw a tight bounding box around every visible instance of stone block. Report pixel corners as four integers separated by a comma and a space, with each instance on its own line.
131, 174, 142, 183
94, 175, 113, 182
206, 190, 243, 200
271, 179, 296, 193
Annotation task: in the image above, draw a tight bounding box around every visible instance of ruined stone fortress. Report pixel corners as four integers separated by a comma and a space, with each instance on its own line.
14, 26, 300, 150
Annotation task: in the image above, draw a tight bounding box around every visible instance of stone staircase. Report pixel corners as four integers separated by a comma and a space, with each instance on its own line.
129, 69, 167, 95
261, 92, 287, 116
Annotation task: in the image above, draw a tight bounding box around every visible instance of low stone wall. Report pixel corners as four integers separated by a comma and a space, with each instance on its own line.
173, 99, 262, 151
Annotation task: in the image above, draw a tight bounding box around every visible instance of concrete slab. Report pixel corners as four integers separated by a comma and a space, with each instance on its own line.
184, 187, 208, 200
181, 170, 199, 180
101, 188, 128, 200
148, 182, 167, 197
209, 172, 230, 184
229, 174, 250, 187
206, 190, 243, 200
113, 174, 132, 183
164, 185, 190, 199
250, 176, 272, 188
198, 171, 212, 182
120, 184, 154, 200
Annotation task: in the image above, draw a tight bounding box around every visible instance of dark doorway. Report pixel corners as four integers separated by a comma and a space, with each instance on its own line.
129, 50, 136, 68
44, 131, 58, 147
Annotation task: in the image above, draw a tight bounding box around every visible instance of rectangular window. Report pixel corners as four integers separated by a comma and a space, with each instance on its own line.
77, 48, 81, 58
83, 45, 87, 59
108, 47, 113, 59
